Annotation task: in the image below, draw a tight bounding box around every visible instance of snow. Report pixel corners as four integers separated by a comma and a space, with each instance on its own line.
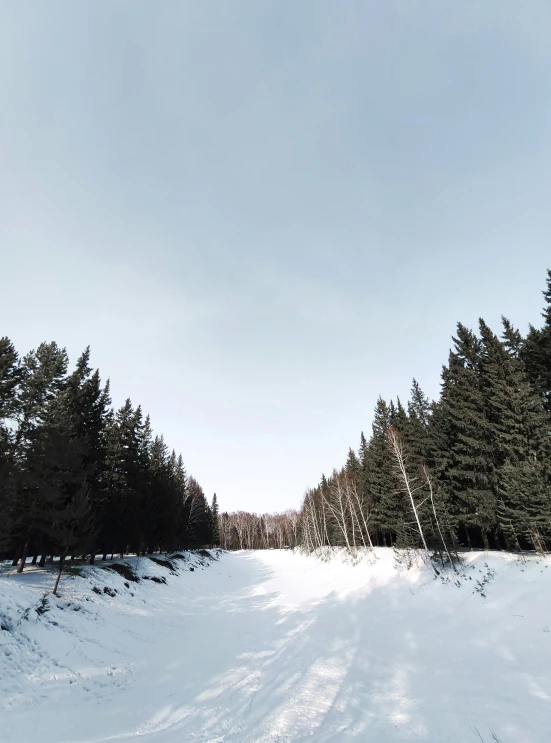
1, 549, 550, 743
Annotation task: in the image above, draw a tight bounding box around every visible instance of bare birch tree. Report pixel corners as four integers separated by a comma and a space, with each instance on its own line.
386, 426, 430, 557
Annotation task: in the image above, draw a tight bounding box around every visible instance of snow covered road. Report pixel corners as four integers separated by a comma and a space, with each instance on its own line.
1, 549, 550, 743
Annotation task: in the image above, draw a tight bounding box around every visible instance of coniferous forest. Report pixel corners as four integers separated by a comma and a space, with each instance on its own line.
0, 343, 217, 573
220, 270, 551, 557
3, 271, 551, 565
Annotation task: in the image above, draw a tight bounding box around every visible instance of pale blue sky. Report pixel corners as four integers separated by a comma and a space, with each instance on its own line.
1, 2, 550, 512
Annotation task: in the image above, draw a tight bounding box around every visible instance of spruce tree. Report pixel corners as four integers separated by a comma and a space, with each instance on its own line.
434, 324, 495, 548
61, 349, 111, 564
10, 343, 72, 569
102, 400, 143, 557
173, 454, 188, 547
389, 397, 408, 433
478, 318, 551, 549
406, 379, 433, 465
345, 448, 360, 486
0, 337, 20, 436
523, 269, 551, 411
362, 397, 399, 545
0, 338, 213, 565
0, 338, 20, 551
211, 493, 220, 546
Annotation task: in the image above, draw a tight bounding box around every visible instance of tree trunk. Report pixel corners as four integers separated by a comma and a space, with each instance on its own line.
31, 553, 38, 565
39, 554, 46, 568
89, 553, 95, 565
482, 529, 490, 550
53, 553, 66, 596
11, 540, 23, 567
17, 542, 29, 573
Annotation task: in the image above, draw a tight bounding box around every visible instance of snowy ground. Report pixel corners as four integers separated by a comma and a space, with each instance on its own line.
1, 549, 550, 743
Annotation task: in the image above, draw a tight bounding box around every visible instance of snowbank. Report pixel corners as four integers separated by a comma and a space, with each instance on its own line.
1, 549, 550, 743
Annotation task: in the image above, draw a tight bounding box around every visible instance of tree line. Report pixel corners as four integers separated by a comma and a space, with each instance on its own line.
222, 270, 551, 559
218, 511, 299, 550
0, 340, 220, 582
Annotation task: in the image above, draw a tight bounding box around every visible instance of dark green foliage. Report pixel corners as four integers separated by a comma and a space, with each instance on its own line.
0, 339, 214, 571
299, 270, 551, 554
211, 493, 220, 546
522, 270, 551, 412
361, 397, 400, 545
406, 380, 433, 465
0, 337, 20, 426
433, 324, 497, 547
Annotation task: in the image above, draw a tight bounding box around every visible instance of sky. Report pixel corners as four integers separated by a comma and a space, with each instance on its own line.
1, 1, 550, 513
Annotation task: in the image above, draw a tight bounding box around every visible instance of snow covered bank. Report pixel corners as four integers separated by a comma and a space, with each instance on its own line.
1, 549, 550, 743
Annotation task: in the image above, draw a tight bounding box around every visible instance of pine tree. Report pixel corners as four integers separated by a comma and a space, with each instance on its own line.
143, 435, 169, 553
10, 343, 73, 569
523, 269, 551, 411
61, 349, 111, 564
362, 397, 399, 545
173, 453, 188, 548
389, 397, 409, 433
478, 318, 551, 549
0, 338, 20, 551
345, 448, 360, 486
6, 342, 68, 475
406, 379, 433, 465
101, 400, 143, 557
211, 493, 220, 546
0, 337, 20, 436
434, 324, 495, 548
0, 338, 213, 566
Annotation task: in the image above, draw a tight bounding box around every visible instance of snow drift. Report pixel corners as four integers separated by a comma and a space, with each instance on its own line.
1, 549, 550, 743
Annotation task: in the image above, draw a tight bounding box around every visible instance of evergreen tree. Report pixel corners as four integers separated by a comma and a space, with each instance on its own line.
211, 493, 220, 546
101, 400, 144, 557
362, 397, 398, 545
389, 397, 408, 433
434, 324, 495, 548
406, 379, 433, 465
0, 338, 213, 571
478, 318, 551, 549
61, 349, 111, 564
9, 343, 72, 568
143, 435, 169, 553
0, 337, 20, 444
345, 448, 360, 486
523, 269, 551, 411
0, 338, 20, 551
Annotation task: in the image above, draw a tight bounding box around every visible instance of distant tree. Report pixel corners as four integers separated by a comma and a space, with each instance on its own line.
0, 338, 213, 570
433, 324, 495, 549
406, 379, 433, 466
0, 337, 21, 551
362, 397, 399, 545
211, 493, 220, 546
478, 318, 551, 550
522, 269, 551, 411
